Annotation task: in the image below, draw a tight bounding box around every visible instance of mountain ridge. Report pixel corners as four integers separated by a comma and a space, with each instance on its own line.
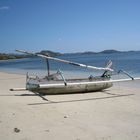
0, 49, 140, 60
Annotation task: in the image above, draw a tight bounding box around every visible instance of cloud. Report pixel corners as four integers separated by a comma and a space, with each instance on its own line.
0, 6, 10, 10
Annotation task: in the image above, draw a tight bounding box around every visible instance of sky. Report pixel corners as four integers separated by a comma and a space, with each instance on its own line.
0, 0, 140, 53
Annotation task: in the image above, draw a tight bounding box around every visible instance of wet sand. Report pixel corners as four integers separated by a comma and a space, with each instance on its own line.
0, 72, 140, 140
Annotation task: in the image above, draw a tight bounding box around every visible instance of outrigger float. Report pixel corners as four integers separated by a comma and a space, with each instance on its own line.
10, 50, 140, 95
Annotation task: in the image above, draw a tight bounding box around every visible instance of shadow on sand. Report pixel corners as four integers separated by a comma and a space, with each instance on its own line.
0, 90, 134, 105
27, 91, 134, 106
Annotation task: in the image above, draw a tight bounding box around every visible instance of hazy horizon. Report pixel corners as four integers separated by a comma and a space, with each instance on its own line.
0, 48, 140, 54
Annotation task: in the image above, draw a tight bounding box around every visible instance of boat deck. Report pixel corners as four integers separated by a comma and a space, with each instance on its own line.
27, 76, 110, 85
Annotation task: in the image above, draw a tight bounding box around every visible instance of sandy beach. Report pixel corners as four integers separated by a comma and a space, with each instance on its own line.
0, 71, 140, 140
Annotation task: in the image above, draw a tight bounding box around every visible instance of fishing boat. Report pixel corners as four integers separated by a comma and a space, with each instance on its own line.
10, 50, 140, 94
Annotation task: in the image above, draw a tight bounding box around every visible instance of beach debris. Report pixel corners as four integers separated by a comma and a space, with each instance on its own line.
14, 127, 20, 133
64, 115, 68, 118
45, 129, 50, 132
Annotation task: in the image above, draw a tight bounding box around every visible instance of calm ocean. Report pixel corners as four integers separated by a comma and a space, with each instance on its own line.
0, 51, 140, 78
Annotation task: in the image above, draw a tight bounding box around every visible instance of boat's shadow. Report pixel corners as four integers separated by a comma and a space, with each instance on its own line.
0, 90, 134, 105
17, 91, 134, 106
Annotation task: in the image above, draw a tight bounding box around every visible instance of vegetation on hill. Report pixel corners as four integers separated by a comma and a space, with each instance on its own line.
99, 50, 120, 54
0, 53, 27, 60
39, 50, 62, 57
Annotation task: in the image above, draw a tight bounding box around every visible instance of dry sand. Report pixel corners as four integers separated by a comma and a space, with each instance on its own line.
0, 71, 140, 140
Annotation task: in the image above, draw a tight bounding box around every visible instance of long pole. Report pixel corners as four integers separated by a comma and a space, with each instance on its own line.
16, 49, 114, 72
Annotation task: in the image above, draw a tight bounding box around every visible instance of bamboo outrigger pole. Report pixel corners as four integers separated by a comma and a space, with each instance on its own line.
16, 49, 114, 72
10, 77, 140, 91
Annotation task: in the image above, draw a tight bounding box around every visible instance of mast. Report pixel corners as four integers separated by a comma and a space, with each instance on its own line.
46, 58, 50, 76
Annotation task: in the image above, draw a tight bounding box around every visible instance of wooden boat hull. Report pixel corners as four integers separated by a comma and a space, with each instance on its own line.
30, 82, 113, 95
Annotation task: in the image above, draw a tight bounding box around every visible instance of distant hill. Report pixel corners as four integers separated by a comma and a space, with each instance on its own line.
99, 50, 121, 54
39, 50, 62, 57
0, 53, 27, 60
63, 50, 121, 55
0, 49, 139, 60
0, 50, 62, 60
63, 51, 96, 56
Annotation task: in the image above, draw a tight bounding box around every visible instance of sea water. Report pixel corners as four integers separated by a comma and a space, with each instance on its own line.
0, 51, 140, 79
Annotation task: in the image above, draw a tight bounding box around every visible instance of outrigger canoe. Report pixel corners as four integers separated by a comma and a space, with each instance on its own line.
10, 49, 140, 95
26, 76, 113, 94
